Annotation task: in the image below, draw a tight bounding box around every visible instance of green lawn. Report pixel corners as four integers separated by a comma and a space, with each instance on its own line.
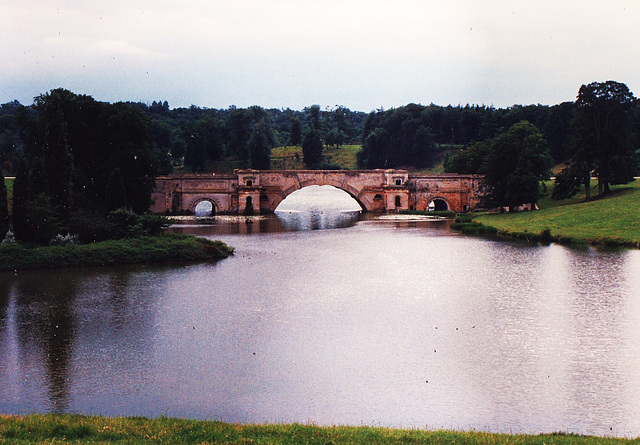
271, 144, 361, 170
474, 181, 640, 246
322, 144, 361, 169
0, 414, 634, 444
270, 145, 305, 169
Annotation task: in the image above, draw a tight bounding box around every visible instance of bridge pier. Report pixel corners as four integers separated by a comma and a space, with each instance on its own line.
150, 170, 482, 215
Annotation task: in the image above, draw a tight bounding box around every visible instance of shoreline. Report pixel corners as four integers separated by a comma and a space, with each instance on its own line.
0, 233, 234, 271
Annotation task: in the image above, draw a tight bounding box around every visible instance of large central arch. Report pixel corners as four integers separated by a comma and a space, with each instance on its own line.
274, 181, 367, 212
242, 170, 393, 213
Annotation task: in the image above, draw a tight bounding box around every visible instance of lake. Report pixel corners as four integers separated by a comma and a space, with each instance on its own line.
1, 190, 640, 437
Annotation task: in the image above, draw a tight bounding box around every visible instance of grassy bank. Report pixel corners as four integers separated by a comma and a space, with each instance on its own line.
471, 181, 640, 247
0, 414, 634, 445
0, 233, 234, 271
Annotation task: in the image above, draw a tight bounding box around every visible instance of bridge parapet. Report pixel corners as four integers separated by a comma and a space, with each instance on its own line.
150, 170, 482, 215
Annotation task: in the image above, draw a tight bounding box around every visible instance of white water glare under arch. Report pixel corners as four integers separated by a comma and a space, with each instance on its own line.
274, 185, 362, 231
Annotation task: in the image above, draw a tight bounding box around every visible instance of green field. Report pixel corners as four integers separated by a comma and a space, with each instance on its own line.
0, 414, 634, 444
270, 144, 362, 170
474, 181, 640, 246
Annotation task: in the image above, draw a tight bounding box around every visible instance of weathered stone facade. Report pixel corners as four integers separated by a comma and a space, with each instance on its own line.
150, 170, 482, 214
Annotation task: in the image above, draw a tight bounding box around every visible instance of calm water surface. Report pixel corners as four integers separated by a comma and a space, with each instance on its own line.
2, 211, 640, 437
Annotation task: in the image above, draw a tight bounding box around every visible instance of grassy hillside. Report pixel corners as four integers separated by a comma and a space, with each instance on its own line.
0, 414, 633, 444
474, 181, 640, 246
270, 144, 361, 170
270, 144, 457, 172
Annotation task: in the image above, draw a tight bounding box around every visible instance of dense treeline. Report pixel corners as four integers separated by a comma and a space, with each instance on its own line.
0, 91, 589, 180
358, 102, 576, 169
0, 82, 638, 240
0, 94, 583, 178
124, 102, 369, 172
0, 98, 371, 177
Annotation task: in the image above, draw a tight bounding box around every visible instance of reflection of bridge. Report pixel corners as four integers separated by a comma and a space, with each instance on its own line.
151, 170, 482, 214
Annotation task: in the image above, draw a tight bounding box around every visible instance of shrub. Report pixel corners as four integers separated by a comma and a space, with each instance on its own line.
2, 229, 15, 244
454, 214, 474, 223
69, 209, 170, 242
450, 221, 498, 236
540, 228, 553, 244
49, 233, 79, 246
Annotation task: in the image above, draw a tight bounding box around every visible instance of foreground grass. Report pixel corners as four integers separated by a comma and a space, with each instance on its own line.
473, 181, 640, 247
0, 233, 234, 271
0, 414, 635, 445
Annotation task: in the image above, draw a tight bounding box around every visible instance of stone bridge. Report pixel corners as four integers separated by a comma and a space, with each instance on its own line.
150, 169, 482, 214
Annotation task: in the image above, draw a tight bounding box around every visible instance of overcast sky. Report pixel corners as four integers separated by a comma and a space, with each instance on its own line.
2, 0, 639, 111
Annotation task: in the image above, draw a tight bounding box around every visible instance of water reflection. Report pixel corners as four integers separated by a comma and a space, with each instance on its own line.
1, 271, 79, 413
0, 265, 173, 416
169, 215, 288, 236
276, 209, 361, 231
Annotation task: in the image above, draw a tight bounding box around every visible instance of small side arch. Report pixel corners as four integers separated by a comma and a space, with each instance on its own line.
193, 198, 217, 217
427, 197, 450, 212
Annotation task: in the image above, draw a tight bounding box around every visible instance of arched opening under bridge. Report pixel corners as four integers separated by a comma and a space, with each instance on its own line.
275, 185, 363, 212
427, 198, 449, 212
274, 185, 363, 230
194, 199, 215, 217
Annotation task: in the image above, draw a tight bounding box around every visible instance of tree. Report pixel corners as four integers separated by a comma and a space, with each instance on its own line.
289, 118, 302, 145
308, 105, 321, 131
0, 167, 8, 237
557, 81, 636, 199
12, 158, 28, 240
330, 105, 352, 147
184, 115, 224, 172
104, 168, 128, 212
38, 94, 74, 220
358, 127, 389, 168
356, 105, 436, 169
24, 192, 61, 244
227, 107, 252, 163
480, 121, 552, 211
248, 120, 272, 169
326, 128, 346, 149
302, 129, 323, 168
444, 140, 492, 174
92, 103, 159, 214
